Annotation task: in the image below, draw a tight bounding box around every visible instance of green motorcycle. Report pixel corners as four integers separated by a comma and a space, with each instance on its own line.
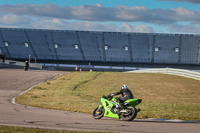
92, 95, 142, 121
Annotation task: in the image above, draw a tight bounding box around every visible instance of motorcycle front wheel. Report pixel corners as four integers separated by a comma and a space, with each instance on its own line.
121, 106, 137, 121
92, 106, 105, 119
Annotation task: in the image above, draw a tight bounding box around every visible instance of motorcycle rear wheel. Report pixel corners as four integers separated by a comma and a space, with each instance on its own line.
92, 106, 105, 119
121, 106, 137, 121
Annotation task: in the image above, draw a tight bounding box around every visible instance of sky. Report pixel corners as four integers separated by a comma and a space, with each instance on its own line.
0, 0, 200, 34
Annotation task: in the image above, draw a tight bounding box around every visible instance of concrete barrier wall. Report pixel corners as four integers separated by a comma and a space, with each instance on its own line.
0, 63, 23, 69
1, 60, 42, 69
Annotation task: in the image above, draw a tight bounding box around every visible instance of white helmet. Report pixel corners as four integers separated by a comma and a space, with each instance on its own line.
121, 84, 128, 90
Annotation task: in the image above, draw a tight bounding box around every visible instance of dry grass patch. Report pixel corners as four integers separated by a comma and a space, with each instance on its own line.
0, 125, 114, 133
16, 72, 200, 121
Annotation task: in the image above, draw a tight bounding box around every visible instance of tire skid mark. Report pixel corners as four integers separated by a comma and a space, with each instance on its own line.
73, 73, 102, 91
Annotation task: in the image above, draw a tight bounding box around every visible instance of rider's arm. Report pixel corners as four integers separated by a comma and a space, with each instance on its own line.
110, 90, 122, 96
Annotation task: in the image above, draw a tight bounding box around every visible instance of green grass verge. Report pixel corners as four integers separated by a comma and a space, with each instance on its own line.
0, 125, 113, 133
16, 72, 200, 121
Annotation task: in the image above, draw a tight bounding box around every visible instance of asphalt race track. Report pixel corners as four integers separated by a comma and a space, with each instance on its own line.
0, 69, 199, 133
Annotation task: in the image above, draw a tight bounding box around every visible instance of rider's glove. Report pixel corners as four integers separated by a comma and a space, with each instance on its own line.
110, 94, 114, 96
107, 94, 111, 98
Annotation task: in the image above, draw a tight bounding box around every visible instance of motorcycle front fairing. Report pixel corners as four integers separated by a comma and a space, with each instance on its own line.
101, 96, 119, 119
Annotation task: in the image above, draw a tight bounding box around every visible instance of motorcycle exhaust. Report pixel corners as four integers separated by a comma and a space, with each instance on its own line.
120, 110, 128, 113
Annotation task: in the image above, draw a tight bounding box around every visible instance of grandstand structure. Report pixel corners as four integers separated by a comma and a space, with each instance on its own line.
0, 28, 200, 68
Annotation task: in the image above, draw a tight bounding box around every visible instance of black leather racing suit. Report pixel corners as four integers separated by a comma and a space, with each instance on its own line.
110, 89, 134, 107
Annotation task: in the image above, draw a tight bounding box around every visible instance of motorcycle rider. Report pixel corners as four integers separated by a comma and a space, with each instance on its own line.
24, 61, 29, 71
108, 84, 134, 111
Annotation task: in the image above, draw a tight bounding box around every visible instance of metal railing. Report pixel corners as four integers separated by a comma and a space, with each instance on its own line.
127, 68, 200, 81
